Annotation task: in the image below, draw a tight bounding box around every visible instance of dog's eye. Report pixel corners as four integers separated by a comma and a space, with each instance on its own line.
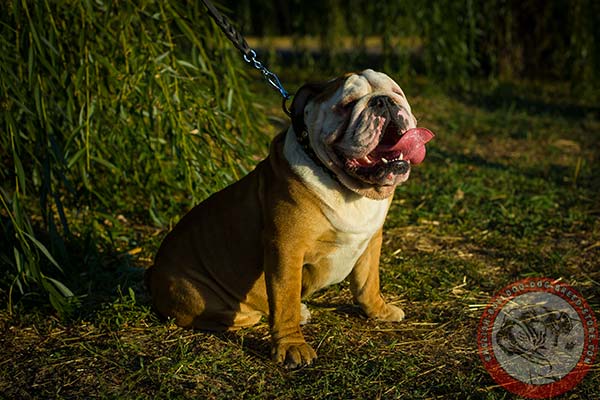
337, 99, 358, 114
344, 99, 358, 109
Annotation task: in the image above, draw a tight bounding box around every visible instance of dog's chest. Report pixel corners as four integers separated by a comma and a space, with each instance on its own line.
322, 230, 372, 286
283, 129, 390, 285
318, 196, 389, 286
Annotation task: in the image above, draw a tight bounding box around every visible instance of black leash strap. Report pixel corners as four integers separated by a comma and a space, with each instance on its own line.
200, 0, 291, 115
201, 0, 251, 58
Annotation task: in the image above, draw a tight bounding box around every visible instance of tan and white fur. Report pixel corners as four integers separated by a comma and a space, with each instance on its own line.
146, 70, 432, 368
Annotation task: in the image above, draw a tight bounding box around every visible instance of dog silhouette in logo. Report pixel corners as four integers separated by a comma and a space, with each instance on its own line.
496, 305, 577, 383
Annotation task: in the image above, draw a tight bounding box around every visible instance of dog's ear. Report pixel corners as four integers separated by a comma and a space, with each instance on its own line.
290, 82, 328, 135
290, 75, 351, 135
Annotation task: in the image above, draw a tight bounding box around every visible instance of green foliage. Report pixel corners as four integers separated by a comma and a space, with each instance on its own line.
1, 0, 598, 320
226, 0, 600, 91
0, 1, 267, 315
0, 2, 598, 396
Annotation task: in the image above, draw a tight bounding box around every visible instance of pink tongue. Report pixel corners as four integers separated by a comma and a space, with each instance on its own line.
390, 128, 435, 164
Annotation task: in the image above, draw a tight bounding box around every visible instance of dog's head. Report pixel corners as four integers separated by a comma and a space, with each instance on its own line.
291, 69, 434, 200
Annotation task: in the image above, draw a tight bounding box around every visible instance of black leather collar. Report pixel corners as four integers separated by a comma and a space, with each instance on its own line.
294, 127, 341, 183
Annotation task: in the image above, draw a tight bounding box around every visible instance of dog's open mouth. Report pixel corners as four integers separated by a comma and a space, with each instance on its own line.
344, 123, 435, 183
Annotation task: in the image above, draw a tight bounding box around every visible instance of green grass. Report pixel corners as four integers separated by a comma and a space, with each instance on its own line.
1, 73, 598, 398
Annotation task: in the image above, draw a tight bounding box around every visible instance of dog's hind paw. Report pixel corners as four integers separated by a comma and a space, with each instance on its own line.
300, 303, 311, 325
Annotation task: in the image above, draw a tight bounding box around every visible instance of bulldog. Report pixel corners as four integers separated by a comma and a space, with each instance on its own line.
146, 69, 434, 368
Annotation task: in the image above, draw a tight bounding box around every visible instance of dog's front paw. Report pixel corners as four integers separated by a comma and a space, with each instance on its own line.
272, 340, 317, 369
372, 303, 405, 322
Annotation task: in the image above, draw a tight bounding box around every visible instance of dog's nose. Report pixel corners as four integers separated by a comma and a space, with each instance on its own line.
369, 95, 391, 110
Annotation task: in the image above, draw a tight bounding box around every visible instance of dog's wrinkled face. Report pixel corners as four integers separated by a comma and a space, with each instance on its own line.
291, 69, 434, 200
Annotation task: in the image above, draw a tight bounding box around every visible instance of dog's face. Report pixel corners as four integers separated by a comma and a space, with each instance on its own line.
291, 69, 434, 199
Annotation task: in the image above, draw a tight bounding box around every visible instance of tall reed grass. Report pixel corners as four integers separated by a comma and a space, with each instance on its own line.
0, 1, 267, 315
228, 0, 600, 93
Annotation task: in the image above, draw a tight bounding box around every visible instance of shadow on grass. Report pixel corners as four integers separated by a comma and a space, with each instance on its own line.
431, 145, 599, 193
0, 218, 151, 320
452, 81, 600, 121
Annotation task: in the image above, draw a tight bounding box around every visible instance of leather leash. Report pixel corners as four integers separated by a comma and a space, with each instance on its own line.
200, 1, 337, 182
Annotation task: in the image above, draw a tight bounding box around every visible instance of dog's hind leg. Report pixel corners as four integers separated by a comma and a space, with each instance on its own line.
147, 265, 263, 330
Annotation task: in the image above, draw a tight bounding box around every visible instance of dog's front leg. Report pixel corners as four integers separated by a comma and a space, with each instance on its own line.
349, 229, 405, 322
264, 241, 317, 369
